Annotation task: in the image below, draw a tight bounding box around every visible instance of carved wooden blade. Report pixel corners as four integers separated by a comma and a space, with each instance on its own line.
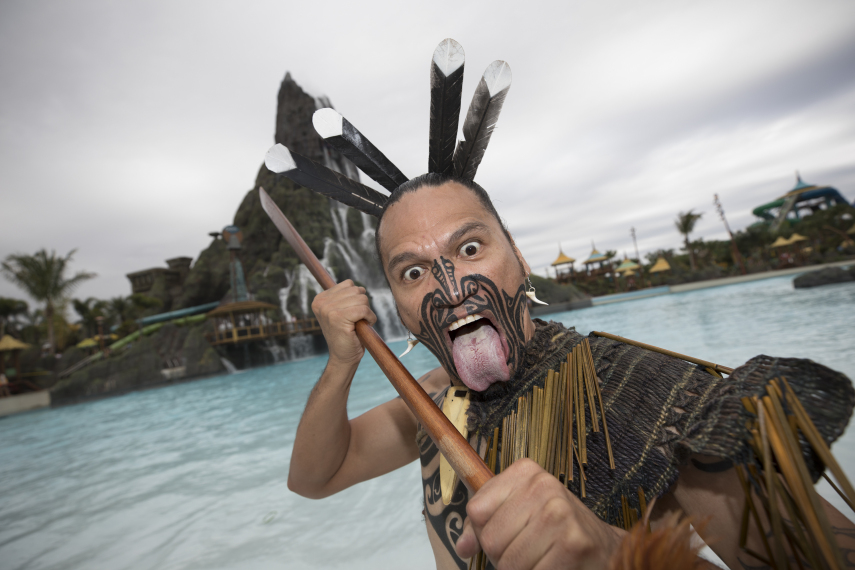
428, 38, 465, 176
258, 187, 336, 289
452, 60, 512, 181
313, 108, 407, 192
264, 144, 387, 218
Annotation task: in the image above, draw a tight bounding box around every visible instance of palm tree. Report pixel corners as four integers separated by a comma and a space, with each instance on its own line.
675, 210, 703, 271
73, 297, 107, 338
2, 249, 96, 355
107, 296, 133, 329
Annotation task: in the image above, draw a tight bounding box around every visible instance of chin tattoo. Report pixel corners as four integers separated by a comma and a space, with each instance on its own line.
412, 256, 528, 391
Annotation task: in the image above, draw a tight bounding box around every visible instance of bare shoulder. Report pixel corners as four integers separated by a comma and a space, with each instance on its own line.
419, 366, 452, 398
385, 367, 451, 427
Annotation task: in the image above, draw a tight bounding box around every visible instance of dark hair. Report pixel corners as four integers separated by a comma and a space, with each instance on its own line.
374, 173, 512, 266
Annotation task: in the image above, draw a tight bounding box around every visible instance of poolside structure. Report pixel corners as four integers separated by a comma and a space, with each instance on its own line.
550, 248, 576, 283
788, 233, 808, 245
614, 257, 641, 290
206, 300, 321, 345
0, 335, 29, 381
615, 256, 640, 274
770, 236, 791, 249
753, 172, 851, 231
648, 257, 671, 282
126, 257, 193, 311
582, 245, 613, 278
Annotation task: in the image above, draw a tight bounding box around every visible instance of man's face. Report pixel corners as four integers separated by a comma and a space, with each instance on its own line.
379, 182, 535, 392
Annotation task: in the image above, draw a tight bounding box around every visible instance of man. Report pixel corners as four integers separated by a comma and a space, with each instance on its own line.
286, 174, 855, 569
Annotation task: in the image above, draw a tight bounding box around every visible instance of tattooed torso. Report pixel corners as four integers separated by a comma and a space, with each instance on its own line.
417, 381, 492, 570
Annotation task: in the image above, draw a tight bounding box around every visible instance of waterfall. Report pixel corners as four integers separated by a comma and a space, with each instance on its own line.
275, 97, 406, 342
287, 334, 315, 360
278, 269, 295, 322
220, 357, 239, 374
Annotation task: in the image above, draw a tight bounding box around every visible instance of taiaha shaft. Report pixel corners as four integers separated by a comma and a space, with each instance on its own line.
258, 187, 494, 493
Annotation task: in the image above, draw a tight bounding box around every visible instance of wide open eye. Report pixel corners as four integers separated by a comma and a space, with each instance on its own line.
459, 241, 481, 257
403, 266, 425, 282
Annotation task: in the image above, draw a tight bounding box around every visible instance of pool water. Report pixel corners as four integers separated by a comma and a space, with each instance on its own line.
1, 276, 853, 569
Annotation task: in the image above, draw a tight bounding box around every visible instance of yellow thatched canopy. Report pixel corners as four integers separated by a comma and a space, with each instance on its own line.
0, 335, 30, 352
788, 233, 808, 243
770, 236, 791, 247
615, 258, 640, 272
551, 249, 576, 267
649, 257, 671, 273
583, 248, 608, 265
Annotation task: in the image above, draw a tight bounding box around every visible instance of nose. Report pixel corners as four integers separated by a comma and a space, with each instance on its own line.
430, 256, 472, 307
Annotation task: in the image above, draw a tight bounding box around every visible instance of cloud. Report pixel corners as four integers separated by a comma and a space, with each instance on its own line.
1, 0, 853, 306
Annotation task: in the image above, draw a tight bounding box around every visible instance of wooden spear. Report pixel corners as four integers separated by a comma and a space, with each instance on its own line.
258, 187, 494, 493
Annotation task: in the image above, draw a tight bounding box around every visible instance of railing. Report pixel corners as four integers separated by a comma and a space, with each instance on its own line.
207, 318, 322, 346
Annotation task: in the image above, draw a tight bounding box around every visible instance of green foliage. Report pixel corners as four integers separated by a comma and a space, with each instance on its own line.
1, 249, 96, 355
675, 210, 703, 237
0, 296, 28, 337
0, 297, 28, 319
72, 297, 108, 338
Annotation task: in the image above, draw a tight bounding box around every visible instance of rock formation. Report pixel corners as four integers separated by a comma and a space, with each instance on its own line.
51, 322, 223, 404
174, 72, 404, 338
793, 265, 855, 288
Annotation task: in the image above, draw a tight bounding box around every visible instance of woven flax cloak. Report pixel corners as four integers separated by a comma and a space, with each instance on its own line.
450, 320, 855, 527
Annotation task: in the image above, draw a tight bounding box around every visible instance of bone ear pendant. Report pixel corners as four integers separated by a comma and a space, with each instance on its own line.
526, 276, 549, 305
399, 336, 420, 357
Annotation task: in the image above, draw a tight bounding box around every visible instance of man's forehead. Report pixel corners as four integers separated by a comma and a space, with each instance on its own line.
379, 184, 499, 256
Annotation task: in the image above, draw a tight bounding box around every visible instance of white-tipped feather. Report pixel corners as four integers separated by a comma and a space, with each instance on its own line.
429, 38, 465, 175
432, 38, 464, 76
265, 144, 297, 173
482, 60, 512, 96
312, 108, 344, 138
452, 60, 512, 180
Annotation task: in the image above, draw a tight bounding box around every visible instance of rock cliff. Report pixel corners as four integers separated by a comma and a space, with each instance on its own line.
174, 73, 389, 328
51, 322, 223, 404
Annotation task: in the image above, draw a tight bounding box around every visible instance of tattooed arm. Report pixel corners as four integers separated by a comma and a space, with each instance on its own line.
662, 454, 855, 569
288, 280, 431, 498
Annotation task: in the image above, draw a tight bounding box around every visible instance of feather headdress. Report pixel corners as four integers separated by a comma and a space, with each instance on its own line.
264, 38, 512, 217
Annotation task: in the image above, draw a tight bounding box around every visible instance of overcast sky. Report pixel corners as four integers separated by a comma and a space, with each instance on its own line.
2, 0, 854, 309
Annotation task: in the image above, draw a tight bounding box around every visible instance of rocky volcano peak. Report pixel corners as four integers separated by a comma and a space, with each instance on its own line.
274, 72, 358, 180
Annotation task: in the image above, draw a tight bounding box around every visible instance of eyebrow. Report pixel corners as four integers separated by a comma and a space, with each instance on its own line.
386, 221, 492, 276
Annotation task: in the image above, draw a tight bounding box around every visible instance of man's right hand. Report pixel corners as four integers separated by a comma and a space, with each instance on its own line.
312, 279, 378, 367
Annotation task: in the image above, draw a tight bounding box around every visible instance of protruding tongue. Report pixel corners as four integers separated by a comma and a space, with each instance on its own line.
451, 320, 510, 392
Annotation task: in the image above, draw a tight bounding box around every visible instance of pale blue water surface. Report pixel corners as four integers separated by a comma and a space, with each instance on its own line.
1, 276, 854, 570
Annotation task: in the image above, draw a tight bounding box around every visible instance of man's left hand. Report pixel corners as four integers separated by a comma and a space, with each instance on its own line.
455, 459, 625, 569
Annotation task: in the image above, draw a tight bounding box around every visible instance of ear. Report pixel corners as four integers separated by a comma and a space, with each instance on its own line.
506, 233, 531, 276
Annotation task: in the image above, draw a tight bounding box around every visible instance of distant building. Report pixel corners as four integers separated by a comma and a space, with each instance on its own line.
753, 173, 851, 231
126, 257, 193, 311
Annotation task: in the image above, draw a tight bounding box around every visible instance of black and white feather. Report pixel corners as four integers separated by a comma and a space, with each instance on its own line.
313, 108, 408, 192
428, 38, 465, 176
452, 60, 512, 181
264, 144, 388, 218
